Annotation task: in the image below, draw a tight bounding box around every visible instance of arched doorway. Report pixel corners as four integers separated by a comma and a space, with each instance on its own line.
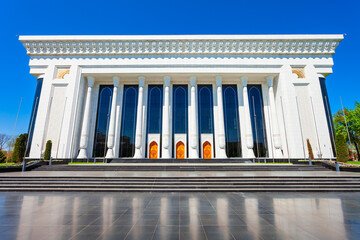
203, 141, 212, 159
176, 141, 185, 159
149, 141, 158, 159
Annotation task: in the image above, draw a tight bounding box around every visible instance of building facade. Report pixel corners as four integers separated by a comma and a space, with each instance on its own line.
20, 35, 343, 160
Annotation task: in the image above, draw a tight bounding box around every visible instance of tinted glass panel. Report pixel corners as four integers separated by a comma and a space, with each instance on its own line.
26, 78, 43, 156
93, 86, 113, 157
119, 86, 138, 157
319, 78, 336, 156
222, 85, 242, 157
147, 85, 163, 134
248, 85, 267, 157
198, 85, 214, 134
173, 85, 188, 134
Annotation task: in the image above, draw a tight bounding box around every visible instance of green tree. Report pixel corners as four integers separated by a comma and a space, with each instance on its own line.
306, 139, 314, 160
43, 140, 52, 160
12, 134, 28, 163
335, 134, 349, 162
333, 102, 360, 160
0, 151, 6, 163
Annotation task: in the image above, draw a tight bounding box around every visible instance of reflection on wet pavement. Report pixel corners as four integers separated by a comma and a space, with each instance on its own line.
0, 192, 359, 239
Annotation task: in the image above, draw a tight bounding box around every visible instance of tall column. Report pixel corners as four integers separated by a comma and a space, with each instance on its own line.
241, 76, 255, 158
215, 76, 227, 158
134, 77, 145, 158
77, 77, 95, 159
162, 76, 171, 158
189, 77, 199, 158
105, 76, 120, 159
267, 76, 283, 158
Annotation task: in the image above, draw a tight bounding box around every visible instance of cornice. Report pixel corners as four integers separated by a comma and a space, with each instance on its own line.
20, 35, 343, 57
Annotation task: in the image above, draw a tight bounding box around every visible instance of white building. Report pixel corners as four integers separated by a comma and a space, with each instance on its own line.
20, 34, 343, 160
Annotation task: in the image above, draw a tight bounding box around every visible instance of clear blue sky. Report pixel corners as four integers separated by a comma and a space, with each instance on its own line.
1, 0, 359, 136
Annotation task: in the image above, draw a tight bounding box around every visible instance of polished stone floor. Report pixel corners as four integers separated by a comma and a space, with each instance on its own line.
0, 192, 359, 240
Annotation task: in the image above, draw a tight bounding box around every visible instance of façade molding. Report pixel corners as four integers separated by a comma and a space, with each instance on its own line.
19, 35, 343, 56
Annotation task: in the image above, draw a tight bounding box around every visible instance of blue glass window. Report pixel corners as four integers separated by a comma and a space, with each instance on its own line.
319, 78, 336, 156
93, 86, 113, 157
26, 77, 43, 157
248, 85, 267, 157
222, 85, 242, 157
119, 85, 138, 158
147, 85, 163, 134
173, 85, 188, 134
198, 85, 214, 134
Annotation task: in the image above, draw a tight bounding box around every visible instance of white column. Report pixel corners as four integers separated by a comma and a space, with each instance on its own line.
134, 77, 145, 158
267, 76, 283, 158
105, 76, 120, 159
77, 77, 95, 159
215, 76, 227, 158
162, 76, 171, 158
189, 77, 199, 158
241, 76, 255, 158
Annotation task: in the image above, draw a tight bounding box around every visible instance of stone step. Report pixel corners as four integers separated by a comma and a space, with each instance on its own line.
1, 187, 359, 192
1, 183, 360, 188
1, 175, 359, 192
33, 165, 328, 171
2, 180, 360, 184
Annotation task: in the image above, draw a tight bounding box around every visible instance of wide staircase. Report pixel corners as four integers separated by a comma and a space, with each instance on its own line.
0, 175, 360, 192
32, 159, 328, 171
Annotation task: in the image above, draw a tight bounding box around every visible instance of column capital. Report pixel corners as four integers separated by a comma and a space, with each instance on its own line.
266, 76, 274, 87
113, 76, 120, 87
216, 76, 222, 87
164, 76, 171, 87
87, 77, 95, 87
138, 76, 145, 87
190, 76, 196, 87
241, 76, 248, 87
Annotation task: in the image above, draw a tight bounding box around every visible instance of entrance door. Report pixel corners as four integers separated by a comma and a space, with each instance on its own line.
203, 141, 212, 159
176, 141, 185, 159
149, 141, 158, 159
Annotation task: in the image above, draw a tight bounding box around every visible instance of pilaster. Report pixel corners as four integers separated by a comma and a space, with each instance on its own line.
105, 76, 120, 158
29, 65, 56, 158
134, 77, 146, 158
188, 77, 199, 158
162, 76, 171, 158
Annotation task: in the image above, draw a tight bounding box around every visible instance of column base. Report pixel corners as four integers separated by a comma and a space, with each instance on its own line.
77, 149, 88, 159
134, 149, 142, 158
216, 149, 227, 158
189, 148, 199, 158
274, 148, 283, 158
247, 148, 256, 158
105, 148, 114, 159
162, 149, 171, 158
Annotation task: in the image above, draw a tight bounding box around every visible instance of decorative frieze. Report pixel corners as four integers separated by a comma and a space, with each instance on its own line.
20, 35, 343, 56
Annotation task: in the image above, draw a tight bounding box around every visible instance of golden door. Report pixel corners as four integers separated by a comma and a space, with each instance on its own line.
176, 141, 185, 159
149, 141, 158, 159
203, 141, 212, 159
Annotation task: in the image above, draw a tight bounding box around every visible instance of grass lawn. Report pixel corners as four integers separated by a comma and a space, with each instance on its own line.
254, 162, 292, 164
0, 163, 22, 168
346, 161, 360, 165
68, 162, 105, 165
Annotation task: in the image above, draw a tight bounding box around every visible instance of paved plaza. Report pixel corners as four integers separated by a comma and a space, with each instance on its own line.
0, 191, 359, 240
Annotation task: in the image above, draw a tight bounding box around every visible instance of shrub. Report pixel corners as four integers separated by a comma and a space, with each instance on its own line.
12, 134, 28, 162
43, 140, 52, 160
0, 151, 6, 163
306, 139, 314, 160
335, 134, 349, 162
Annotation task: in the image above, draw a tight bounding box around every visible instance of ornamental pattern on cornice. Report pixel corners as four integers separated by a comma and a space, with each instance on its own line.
21, 39, 341, 56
